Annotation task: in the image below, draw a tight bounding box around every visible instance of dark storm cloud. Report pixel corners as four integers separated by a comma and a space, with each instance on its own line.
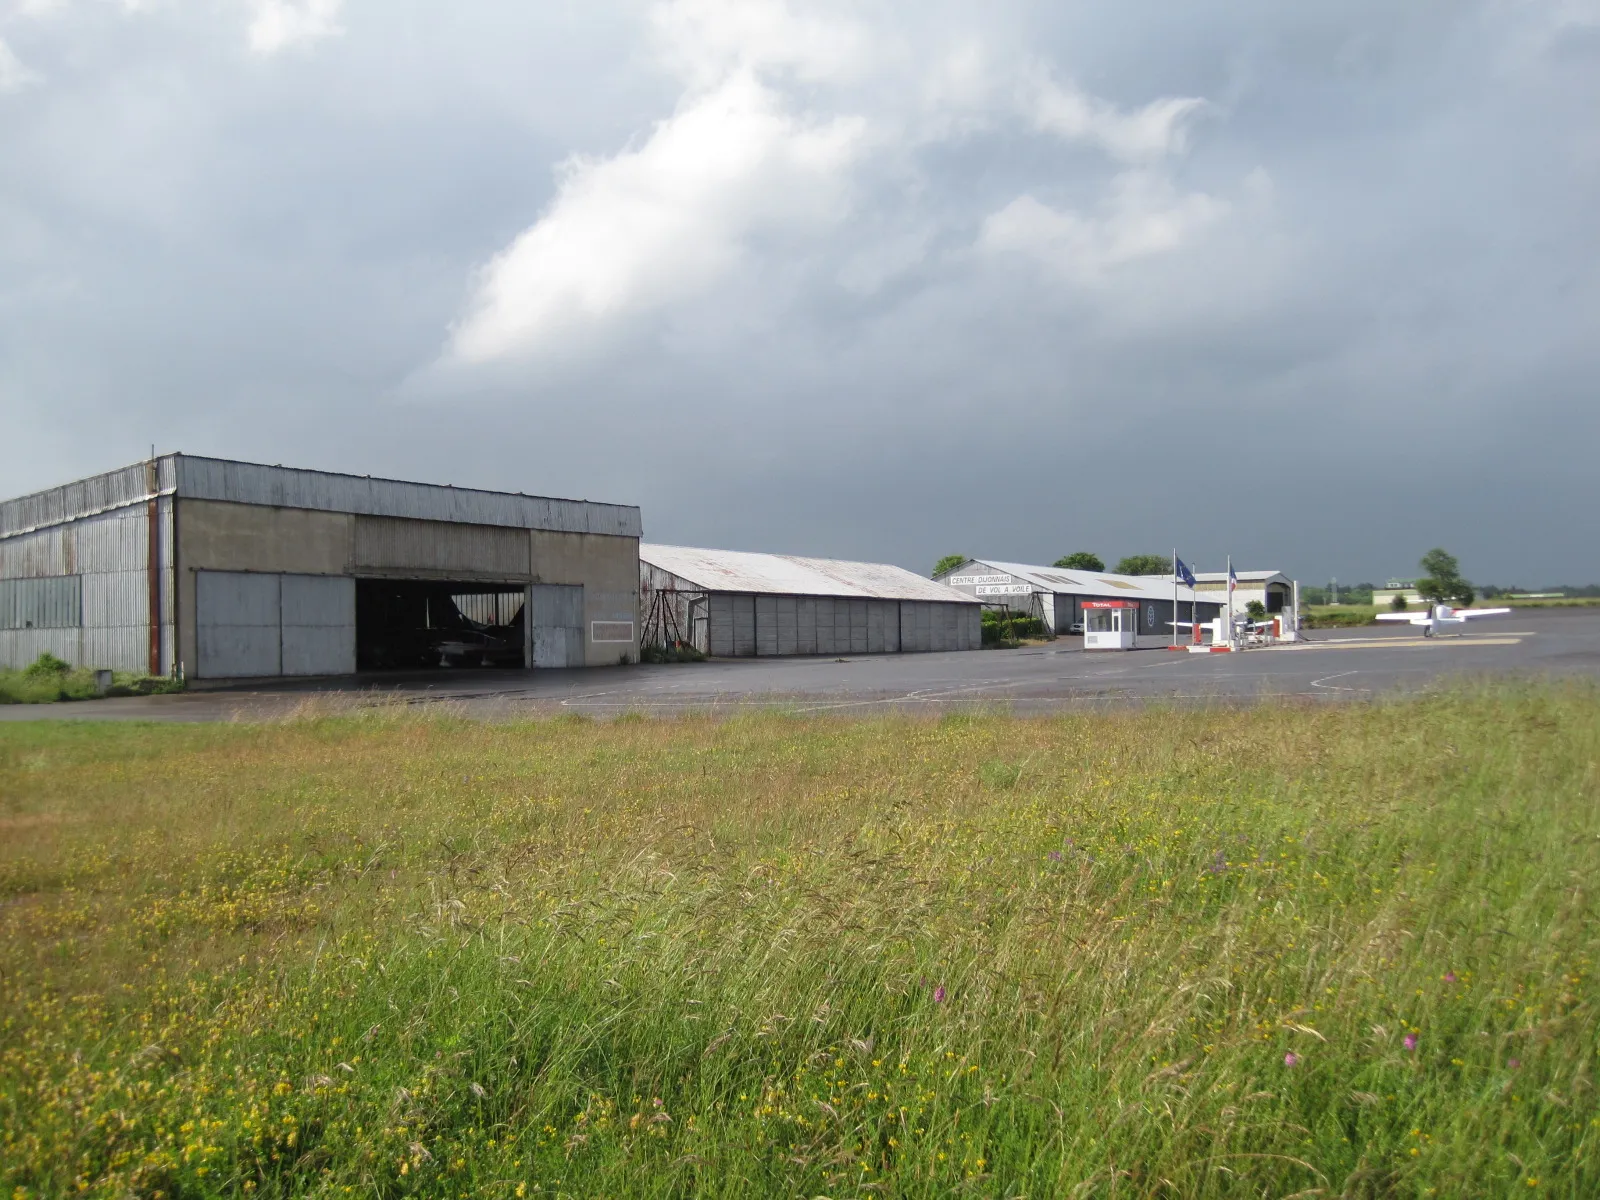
1, 0, 1595, 587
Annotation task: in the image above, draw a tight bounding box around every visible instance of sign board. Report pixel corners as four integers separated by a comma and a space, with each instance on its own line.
947, 574, 1012, 586
975, 583, 1034, 596
1083, 599, 1137, 609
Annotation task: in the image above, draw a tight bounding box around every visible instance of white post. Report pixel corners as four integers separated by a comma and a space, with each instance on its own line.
1171, 548, 1177, 647
1226, 554, 1234, 650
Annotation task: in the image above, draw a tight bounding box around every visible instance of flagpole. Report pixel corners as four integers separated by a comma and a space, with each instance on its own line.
1227, 554, 1234, 650
1171, 548, 1177, 647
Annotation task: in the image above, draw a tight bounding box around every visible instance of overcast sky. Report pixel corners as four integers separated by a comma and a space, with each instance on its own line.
2, 0, 1596, 585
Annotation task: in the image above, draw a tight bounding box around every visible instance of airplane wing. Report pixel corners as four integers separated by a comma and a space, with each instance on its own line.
1374, 613, 1427, 624
1455, 607, 1511, 619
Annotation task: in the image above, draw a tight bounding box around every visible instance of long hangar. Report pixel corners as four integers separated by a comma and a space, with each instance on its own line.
0, 455, 641, 679
639, 544, 982, 656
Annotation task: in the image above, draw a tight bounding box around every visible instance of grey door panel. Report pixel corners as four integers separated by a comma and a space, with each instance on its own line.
281, 575, 355, 676
531, 584, 584, 668
196, 571, 281, 678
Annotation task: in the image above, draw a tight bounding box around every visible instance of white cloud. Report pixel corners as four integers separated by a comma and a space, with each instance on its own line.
247, 0, 343, 56
0, 36, 41, 92
980, 171, 1227, 280
1027, 76, 1209, 162
451, 70, 865, 362
650, 0, 867, 88
448, 0, 1228, 364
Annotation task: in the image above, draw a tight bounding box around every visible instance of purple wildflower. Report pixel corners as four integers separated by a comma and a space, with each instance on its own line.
1403, 1033, 1418, 1052
1508, 1058, 1521, 1070
1443, 971, 1458, 983
1283, 1052, 1299, 1067
933, 985, 946, 1004
1048, 851, 1063, 862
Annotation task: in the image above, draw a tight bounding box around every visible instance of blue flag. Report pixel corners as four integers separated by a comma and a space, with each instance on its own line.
1174, 557, 1196, 588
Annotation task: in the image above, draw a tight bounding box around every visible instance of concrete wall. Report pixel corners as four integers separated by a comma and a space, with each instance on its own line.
175, 500, 640, 675
530, 529, 639, 665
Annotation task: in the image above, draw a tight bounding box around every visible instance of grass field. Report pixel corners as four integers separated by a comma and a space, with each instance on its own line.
3, 687, 1599, 1197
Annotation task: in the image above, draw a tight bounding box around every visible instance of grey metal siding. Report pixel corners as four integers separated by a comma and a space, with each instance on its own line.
848, 600, 868, 654
531, 584, 584, 668
671, 590, 980, 658
177, 457, 641, 537
0, 459, 174, 540
281, 575, 356, 676
708, 593, 736, 657
0, 506, 161, 673
755, 596, 780, 656
796, 597, 817, 655
0, 576, 80, 630
731, 595, 756, 657
196, 572, 282, 678
818, 600, 835, 654
773, 596, 798, 655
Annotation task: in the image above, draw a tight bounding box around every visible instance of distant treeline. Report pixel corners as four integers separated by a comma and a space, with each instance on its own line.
1302, 582, 1600, 605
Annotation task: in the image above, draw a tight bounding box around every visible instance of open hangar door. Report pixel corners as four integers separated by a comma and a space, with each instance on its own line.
355, 579, 532, 670
196, 571, 355, 679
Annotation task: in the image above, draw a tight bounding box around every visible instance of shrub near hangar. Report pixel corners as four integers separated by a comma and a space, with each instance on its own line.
0, 455, 642, 680
638, 544, 982, 657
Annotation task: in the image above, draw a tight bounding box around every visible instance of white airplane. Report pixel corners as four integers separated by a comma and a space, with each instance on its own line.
1374, 603, 1511, 637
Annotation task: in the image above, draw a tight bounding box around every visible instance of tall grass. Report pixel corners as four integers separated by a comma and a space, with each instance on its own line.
2, 685, 1598, 1196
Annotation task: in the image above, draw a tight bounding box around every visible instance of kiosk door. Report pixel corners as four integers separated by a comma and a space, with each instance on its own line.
1083, 602, 1137, 650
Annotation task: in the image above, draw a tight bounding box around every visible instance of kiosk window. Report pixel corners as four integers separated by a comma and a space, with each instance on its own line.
1087, 610, 1115, 633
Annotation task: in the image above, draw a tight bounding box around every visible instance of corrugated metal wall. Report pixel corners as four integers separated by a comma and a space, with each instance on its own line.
178, 457, 641, 537
0, 505, 168, 673
0, 576, 81, 630
0, 458, 175, 539
638, 563, 710, 653
701, 593, 977, 657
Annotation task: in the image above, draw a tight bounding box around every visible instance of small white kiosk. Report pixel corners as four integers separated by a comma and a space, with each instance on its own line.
1083, 599, 1140, 651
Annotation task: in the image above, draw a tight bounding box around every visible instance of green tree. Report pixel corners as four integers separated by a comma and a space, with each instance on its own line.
1053, 551, 1105, 571
1390, 593, 1409, 612
932, 554, 968, 578
1245, 600, 1267, 620
1113, 554, 1171, 577
1416, 547, 1476, 606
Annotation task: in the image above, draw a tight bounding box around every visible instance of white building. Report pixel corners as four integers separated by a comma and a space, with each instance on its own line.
935, 559, 1223, 637
1188, 570, 1298, 621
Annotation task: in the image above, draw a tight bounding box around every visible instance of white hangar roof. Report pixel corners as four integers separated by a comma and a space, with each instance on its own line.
947, 559, 1214, 605
642, 544, 982, 604
1189, 570, 1293, 586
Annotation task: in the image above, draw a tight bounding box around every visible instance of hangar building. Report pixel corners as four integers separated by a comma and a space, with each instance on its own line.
935, 558, 1223, 638
639, 544, 981, 657
0, 455, 642, 679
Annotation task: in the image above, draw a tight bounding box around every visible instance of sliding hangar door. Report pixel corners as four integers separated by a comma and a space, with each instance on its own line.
706, 594, 977, 656
193, 572, 592, 677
